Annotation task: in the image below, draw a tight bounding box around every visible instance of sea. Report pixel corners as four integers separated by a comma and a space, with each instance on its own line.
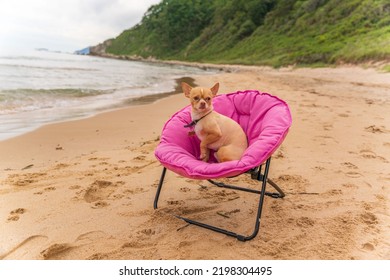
0, 50, 216, 141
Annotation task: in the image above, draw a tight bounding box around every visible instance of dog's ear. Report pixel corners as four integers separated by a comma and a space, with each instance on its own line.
182, 82, 192, 98
210, 82, 219, 96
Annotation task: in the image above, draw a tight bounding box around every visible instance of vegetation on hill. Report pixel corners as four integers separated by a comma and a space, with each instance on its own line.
102, 0, 390, 67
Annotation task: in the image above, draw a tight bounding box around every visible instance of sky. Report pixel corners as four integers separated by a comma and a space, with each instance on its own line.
0, 0, 161, 53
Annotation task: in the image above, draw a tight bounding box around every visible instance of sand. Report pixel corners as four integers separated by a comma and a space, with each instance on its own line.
0, 64, 389, 260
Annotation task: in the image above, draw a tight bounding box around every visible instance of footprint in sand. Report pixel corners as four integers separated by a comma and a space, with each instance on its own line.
342, 183, 359, 189
362, 242, 375, 251
345, 171, 362, 178
323, 123, 333, 131
54, 163, 70, 170
34, 186, 57, 195
69, 185, 81, 190
123, 187, 146, 195
360, 212, 378, 225
340, 162, 361, 177
39, 231, 113, 260
360, 149, 377, 159
40, 243, 73, 260
274, 174, 309, 193
359, 149, 388, 162
7, 172, 47, 187
273, 147, 285, 159
92, 201, 109, 208
167, 200, 183, 205
133, 155, 146, 161
88, 157, 110, 161
341, 162, 358, 169
138, 228, 156, 236
83, 180, 117, 203
7, 208, 26, 222
295, 217, 315, 228
365, 125, 389, 134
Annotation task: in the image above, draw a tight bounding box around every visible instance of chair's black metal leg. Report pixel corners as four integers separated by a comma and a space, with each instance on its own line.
176, 158, 272, 241
208, 160, 285, 199
176, 216, 248, 241
153, 158, 285, 241
154, 167, 167, 209
267, 178, 285, 198
246, 157, 270, 241
207, 179, 263, 194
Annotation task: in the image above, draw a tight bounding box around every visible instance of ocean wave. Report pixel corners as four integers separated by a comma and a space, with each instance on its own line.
0, 88, 113, 99
0, 63, 99, 72
0, 88, 115, 115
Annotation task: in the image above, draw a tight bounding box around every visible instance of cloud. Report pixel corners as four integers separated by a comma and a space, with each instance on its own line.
0, 0, 161, 52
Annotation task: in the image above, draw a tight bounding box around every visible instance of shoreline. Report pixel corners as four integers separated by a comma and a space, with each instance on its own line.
89, 52, 390, 73
0, 76, 198, 143
0, 64, 389, 260
89, 52, 271, 73
122, 76, 197, 106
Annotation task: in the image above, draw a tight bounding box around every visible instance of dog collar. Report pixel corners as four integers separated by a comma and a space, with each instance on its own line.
184, 110, 213, 128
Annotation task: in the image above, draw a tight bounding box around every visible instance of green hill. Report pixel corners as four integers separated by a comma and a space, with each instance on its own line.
100, 0, 390, 67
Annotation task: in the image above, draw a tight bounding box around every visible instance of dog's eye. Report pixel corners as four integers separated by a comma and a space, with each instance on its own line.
193, 96, 200, 101
205, 97, 211, 101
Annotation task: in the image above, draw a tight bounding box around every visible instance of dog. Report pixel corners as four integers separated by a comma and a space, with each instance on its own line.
182, 82, 248, 162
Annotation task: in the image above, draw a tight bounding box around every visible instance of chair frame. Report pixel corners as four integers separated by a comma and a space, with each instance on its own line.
153, 157, 285, 241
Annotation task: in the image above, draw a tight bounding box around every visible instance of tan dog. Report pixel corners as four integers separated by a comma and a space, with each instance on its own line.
182, 82, 248, 162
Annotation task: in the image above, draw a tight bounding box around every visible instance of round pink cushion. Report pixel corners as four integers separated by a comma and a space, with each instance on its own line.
155, 90, 292, 179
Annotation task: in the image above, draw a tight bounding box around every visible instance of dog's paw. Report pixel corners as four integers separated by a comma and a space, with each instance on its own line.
199, 154, 209, 162
199, 147, 210, 162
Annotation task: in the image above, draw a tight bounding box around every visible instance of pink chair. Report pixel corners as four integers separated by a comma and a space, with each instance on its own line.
154, 90, 292, 241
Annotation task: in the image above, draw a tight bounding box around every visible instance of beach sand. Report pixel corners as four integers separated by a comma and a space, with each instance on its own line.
0, 64, 389, 260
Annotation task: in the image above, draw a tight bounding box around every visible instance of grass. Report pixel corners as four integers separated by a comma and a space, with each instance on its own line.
105, 0, 390, 67
382, 65, 390, 72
